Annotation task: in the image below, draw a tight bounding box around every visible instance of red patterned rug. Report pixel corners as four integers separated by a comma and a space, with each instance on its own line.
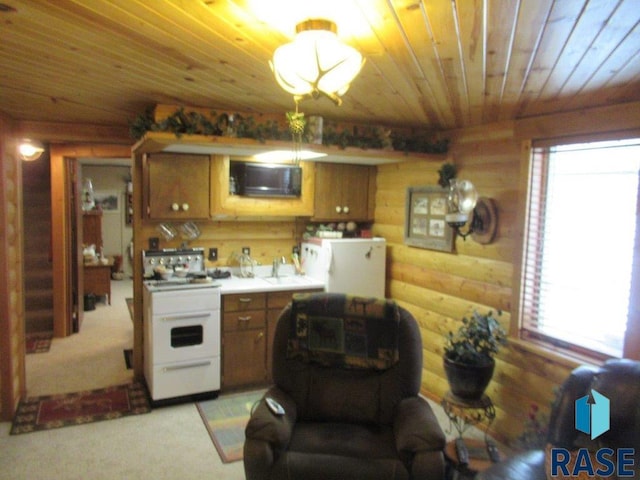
10, 382, 151, 435
25, 332, 53, 354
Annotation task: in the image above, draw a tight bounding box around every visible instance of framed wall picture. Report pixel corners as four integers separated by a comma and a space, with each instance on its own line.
404, 186, 454, 252
94, 190, 120, 213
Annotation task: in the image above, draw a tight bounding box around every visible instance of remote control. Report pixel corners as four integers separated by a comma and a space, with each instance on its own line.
455, 438, 469, 465
265, 397, 285, 416
486, 440, 500, 463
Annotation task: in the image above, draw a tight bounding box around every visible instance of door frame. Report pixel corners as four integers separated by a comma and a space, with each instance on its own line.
50, 144, 132, 337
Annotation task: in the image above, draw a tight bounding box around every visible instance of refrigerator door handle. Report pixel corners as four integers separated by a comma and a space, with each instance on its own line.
326, 246, 333, 274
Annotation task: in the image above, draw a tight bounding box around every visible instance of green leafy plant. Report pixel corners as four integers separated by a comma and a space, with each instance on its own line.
129, 107, 449, 154
437, 162, 457, 188
444, 310, 507, 366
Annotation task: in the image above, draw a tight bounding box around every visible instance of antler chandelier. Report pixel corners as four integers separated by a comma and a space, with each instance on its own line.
270, 19, 364, 106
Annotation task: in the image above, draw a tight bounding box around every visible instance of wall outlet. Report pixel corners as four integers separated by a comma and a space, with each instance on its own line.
208, 247, 218, 261
242, 246, 251, 256
149, 237, 159, 250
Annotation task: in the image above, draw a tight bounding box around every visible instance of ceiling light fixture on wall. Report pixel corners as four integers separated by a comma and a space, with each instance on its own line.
445, 179, 498, 244
18, 139, 45, 161
270, 19, 364, 106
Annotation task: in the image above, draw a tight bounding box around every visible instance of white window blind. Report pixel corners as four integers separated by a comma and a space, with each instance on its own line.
521, 139, 640, 359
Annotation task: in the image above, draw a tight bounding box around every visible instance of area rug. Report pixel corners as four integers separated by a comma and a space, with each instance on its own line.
196, 389, 266, 463
125, 297, 134, 322
10, 382, 151, 435
25, 332, 53, 354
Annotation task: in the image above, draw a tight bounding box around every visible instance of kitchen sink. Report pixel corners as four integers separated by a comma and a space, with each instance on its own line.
261, 275, 316, 286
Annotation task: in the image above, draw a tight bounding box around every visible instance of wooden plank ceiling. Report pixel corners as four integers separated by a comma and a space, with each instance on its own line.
0, 0, 638, 133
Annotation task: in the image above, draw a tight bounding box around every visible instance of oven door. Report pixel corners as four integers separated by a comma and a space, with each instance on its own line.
149, 289, 220, 365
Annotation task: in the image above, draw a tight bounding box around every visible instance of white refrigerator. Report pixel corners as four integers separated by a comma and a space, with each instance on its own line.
301, 238, 386, 298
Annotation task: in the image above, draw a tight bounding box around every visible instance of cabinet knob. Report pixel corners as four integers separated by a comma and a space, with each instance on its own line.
182, 203, 190, 211
343, 206, 350, 214
171, 203, 179, 211
335, 206, 342, 213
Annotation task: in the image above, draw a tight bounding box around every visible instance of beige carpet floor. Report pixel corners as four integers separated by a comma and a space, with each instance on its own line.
1, 279, 246, 480
1, 279, 499, 479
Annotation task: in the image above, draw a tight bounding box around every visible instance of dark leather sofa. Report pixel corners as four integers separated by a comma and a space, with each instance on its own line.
244, 293, 446, 480
477, 359, 640, 479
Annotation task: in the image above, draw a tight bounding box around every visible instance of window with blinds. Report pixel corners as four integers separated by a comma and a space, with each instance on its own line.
520, 138, 640, 359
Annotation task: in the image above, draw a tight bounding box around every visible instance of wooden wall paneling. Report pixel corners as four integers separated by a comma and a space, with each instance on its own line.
373, 120, 575, 446
514, 100, 640, 140
0, 122, 26, 420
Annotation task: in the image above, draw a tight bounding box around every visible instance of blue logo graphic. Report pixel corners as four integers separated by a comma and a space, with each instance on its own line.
575, 389, 610, 440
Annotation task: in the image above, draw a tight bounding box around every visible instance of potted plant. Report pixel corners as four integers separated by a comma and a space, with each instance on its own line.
443, 310, 507, 400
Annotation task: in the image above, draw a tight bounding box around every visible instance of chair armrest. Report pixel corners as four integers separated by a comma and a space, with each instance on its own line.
245, 386, 297, 450
394, 396, 446, 453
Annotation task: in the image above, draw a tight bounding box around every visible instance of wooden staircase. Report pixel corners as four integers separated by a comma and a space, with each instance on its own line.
22, 156, 54, 334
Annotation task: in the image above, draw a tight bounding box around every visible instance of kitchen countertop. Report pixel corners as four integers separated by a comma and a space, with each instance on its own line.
213, 265, 324, 295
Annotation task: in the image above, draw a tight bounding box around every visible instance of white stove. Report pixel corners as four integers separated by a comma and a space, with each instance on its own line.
142, 248, 221, 402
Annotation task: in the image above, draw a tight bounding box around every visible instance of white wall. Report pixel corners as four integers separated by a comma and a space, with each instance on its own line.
81, 163, 133, 276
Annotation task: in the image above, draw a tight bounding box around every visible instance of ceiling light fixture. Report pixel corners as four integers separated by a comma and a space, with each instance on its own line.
270, 19, 364, 106
18, 139, 45, 162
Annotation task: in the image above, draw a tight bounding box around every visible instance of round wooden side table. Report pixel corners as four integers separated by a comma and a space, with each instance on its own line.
441, 390, 496, 438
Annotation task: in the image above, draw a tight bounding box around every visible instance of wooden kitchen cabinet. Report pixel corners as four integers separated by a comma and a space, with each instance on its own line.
222, 289, 322, 389
144, 153, 210, 220
222, 293, 267, 388
312, 163, 375, 221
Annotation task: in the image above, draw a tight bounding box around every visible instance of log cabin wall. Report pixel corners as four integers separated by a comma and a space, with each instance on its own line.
0, 116, 26, 420
373, 102, 640, 446
139, 219, 305, 268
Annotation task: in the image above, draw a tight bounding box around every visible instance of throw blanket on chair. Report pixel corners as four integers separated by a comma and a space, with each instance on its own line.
287, 293, 400, 370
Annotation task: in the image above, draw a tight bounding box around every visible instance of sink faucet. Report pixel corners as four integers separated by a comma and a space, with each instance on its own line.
272, 256, 286, 278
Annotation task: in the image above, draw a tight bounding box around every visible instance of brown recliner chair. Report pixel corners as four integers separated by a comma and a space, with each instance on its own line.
244, 293, 446, 480
477, 358, 640, 479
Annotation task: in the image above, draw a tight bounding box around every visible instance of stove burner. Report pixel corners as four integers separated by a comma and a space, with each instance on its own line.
209, 269, 231, 279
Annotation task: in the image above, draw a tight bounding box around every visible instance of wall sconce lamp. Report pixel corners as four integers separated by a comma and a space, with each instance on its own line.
18, 139, 45, 162
445, 179, 498, 244
270, 19, 364, 106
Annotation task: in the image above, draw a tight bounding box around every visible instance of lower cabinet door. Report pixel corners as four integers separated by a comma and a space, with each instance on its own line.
223, 329, 266, 388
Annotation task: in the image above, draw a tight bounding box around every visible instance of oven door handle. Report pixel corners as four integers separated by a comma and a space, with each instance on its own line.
161, 313, 211, 322
162, 360, 212, 372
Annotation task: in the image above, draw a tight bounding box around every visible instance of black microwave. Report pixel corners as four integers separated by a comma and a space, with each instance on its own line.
230, 161, 302, 198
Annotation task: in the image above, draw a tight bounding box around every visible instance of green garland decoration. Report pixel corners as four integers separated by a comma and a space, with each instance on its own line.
129, 107, 449, 155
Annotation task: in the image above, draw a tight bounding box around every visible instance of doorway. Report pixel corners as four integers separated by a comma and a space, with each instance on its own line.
24, 145, 135, 396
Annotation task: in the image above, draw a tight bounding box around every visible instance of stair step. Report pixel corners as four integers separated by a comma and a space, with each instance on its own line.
24, 273, 53, 290
26, 309, 54, 333
25, 289, 53, 309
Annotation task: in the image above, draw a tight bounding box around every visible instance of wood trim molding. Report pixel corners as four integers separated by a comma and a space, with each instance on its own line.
16, 121, 131, 144
514, 101, 640, 141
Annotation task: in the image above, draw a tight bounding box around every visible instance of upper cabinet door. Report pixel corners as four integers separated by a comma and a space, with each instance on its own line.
312, 163, 375, 222
145, 153, 210, 220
